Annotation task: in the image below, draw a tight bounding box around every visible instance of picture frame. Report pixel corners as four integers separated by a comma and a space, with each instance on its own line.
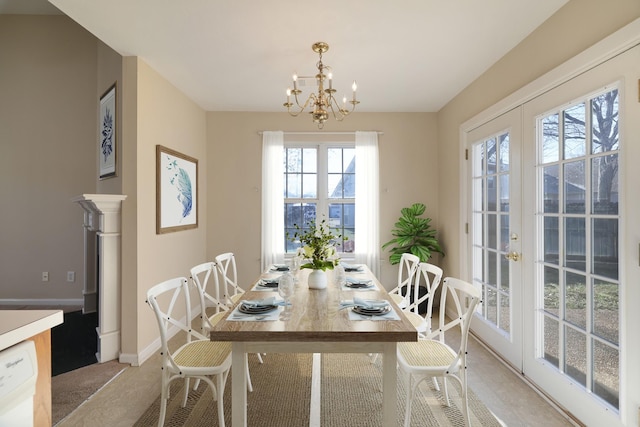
99, 83, 117, 179
156, 145, 198, 234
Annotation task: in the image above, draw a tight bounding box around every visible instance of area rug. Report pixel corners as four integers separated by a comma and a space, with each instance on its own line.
134, 353, 502, 426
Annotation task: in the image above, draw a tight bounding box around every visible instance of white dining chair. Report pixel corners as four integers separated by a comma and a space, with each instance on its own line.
215, 252, 245, 306
146, 277, 231, 427
388, 253, 421, 309
190, 261, 255, 391
190, 261, 227, 330
214, 252, 265, 364
369, 253, 421, 364
397, 277, 481, 427
403, 262, 443, 338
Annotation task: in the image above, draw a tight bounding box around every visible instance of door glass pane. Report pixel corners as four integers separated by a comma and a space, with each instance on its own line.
591, 89, 619, 154
544, 266, 559, 316
474, 143, 485, 176
486, 138, 496, 174
499, 291, 510, 333
592, 218, 618, 280
544, 216, 559, 264
472, 178, 483, 214
591, 155, 618, 215
593, 340, 619, 408
500, 175, 509, 212
500, 214, 509, 253
487, 251, 497, 285
498, 133, 509, 172
564, 103, 586, 160
592, 279, 618, 344
487, 214, 497, 249
542, 113, 560, 163
486, 287, 497, 325
543, 165, 559, 213
500, 255, 509, 292
564, 161, 585, 214
564, 326, 587, 387
487, 176, 497, 211
565, 217, 585, 272
543, 315, 560, 368
564, 271, 586, 330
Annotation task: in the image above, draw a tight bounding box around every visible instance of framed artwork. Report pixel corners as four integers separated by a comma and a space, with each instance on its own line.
156, 145, 198, 234
99, 83, 117, 179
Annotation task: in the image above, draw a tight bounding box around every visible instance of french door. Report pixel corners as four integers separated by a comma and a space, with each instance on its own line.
466, 108, 523, 369
466, 43, 640, 426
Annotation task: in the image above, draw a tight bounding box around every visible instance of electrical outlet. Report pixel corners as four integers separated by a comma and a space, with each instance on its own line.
67, 271, 75, 282
42, 272, 49, 282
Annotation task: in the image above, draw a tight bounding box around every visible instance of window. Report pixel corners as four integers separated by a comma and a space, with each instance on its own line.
284, 145, 355, 254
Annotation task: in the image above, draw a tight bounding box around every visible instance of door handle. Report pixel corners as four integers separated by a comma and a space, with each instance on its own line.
505, 251, 521, 262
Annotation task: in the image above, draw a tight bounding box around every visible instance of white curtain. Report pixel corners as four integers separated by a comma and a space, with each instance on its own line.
354, 131, 380, 277
261, 131, 284, 272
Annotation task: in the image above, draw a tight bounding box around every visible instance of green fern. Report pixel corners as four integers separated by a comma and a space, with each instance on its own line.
382, 203, 444, 265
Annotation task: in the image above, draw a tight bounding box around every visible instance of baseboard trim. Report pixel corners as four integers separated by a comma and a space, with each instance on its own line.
0, 298, 84, 307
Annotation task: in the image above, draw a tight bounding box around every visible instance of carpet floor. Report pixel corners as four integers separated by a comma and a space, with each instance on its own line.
134, 353, 502, 427
52, 360, 128, 425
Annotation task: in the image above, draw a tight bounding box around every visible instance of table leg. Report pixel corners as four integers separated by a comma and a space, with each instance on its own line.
232, 342, 247, 427
382, 342, 397, 426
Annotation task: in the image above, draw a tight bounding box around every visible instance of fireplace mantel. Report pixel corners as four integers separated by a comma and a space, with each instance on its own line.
72, 194, 126, 363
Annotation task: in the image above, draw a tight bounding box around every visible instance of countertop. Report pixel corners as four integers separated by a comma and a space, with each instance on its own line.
0, 310, 63, 351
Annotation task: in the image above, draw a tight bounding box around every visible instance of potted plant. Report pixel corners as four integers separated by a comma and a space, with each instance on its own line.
382, 202, 444, 265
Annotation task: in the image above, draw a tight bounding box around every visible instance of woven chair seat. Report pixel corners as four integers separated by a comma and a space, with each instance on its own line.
399, 339, 456, 368
174, 340, 231, 368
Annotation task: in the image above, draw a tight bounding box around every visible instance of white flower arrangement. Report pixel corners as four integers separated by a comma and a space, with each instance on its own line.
290, 218, 341, 271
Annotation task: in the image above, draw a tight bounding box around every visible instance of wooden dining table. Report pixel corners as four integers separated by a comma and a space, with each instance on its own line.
209, 265, 417, 426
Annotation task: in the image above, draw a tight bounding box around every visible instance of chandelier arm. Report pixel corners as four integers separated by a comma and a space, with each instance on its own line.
286, 93, 318, 118
327, 96, 346, 122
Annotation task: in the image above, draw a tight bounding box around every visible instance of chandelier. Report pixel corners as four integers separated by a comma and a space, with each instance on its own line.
283, 42, 359, 129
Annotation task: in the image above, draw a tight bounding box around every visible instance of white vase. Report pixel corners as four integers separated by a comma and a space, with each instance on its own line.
307, 269, 327, 290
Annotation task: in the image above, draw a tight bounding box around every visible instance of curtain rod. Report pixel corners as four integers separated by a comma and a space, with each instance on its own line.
257, 131, 384, 135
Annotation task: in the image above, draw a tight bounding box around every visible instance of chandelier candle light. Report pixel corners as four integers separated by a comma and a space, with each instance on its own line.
284, 42, 359, 129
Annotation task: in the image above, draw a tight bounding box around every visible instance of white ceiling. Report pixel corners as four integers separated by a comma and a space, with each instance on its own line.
3, 0, 568, 112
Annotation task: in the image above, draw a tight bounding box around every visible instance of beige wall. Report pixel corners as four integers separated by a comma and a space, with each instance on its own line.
206, 112, 440, 289
0, 15, 97, 300
120, 58, 208, 360
436, 0, 640, 278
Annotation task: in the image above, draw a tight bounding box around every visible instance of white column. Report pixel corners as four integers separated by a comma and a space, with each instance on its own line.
72, 194, 126, 363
